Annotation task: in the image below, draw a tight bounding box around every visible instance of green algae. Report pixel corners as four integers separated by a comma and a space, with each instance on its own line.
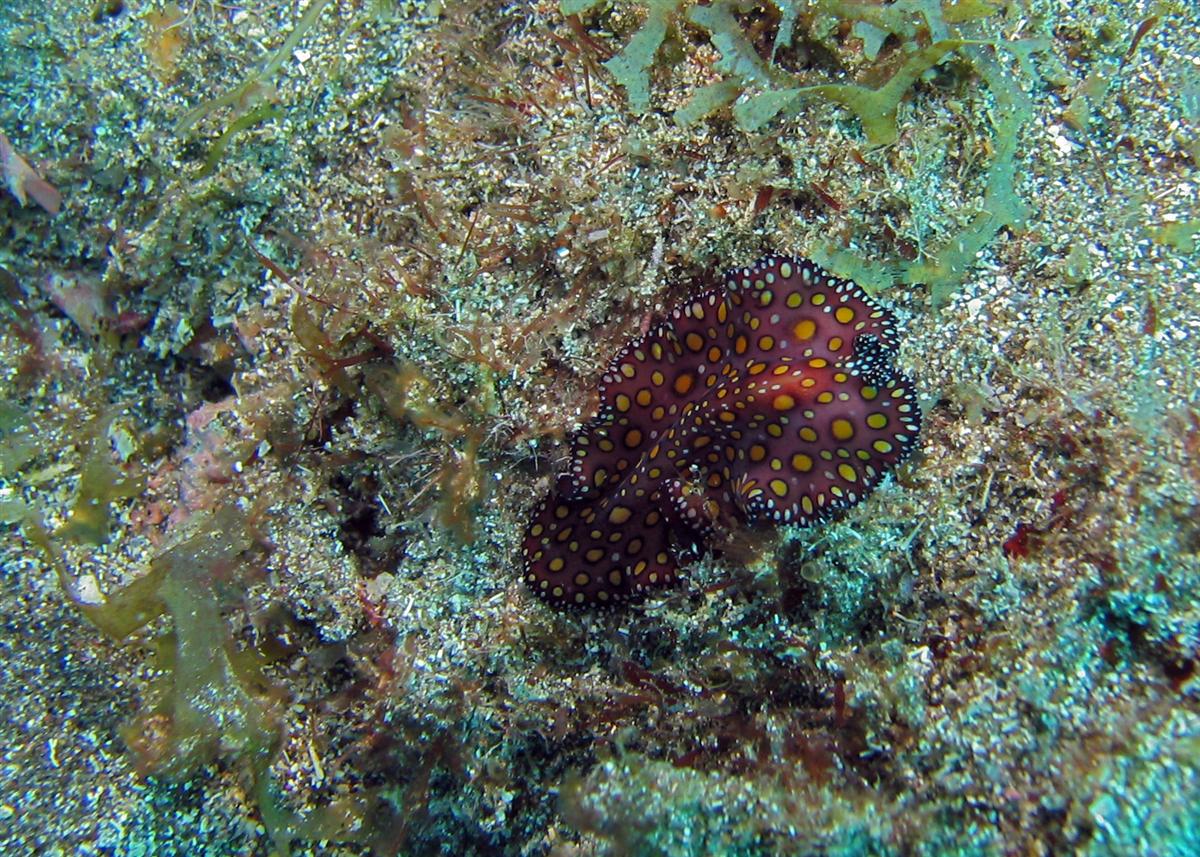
582, 0, 1045, 306
131, 520, 275, 775
195, 102, 285, 179
902, 46, 1035, 306
601, 0, 682, 114
808, 246, 898, 295
56, 411, 145, 546
734, 39, 979, 143
77, 504, 351, 855
687, 2, 772, 84
175, 0, 334, 133
0, 402, 37, 478
12, 494, 331, 854
2, 405, 145, 546
588, 0, 979, 137
672, 78, 741, 127
1063, 64, 1116, 134
1149, 220, 1200, 254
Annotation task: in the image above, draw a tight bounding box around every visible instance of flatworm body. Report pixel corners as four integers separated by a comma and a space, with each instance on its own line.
522, 254, 920, 608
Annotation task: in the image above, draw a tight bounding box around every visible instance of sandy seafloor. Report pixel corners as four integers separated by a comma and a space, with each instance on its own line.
0, 0, 1198, 854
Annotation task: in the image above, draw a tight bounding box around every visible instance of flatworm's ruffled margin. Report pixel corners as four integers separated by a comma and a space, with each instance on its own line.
521, 254, 921, 609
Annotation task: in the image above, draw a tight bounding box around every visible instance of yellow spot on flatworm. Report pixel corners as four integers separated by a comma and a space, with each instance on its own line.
873, 439, 894, 454
838, 463, 857, 482
608, 506, 632, 524
832, 418, 855, 441
586, 548, 604, 562
749, 444, 767, 462
773, 394, 795, 411
758, 335, 775, 351
770, 479, 789, 497
609, 570, 623, 585
862, 386, 878, 400
835, 307, 855, 324
793, 319, 816, 340
674, 373, 694, 395
867, 413, 888, 429
636, 389, 652, 407
799, 427, 818, 442
651, 370, 665, 386
792, 453, 813, 472
548, 557, 565, 572
615, 393, 631, 412
685, 332, 705, 352
620, 363, 636, 378
574, 573, 590, 586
